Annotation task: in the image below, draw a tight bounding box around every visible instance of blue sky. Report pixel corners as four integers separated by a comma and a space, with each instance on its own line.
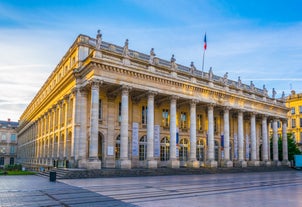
0, 0, 301, 121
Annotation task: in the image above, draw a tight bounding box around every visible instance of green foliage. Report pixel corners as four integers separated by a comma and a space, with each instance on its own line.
270, 133, 301, 161
4, 164, 22, 171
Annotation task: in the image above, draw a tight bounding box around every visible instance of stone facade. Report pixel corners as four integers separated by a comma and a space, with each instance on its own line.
17, 32, 289, 170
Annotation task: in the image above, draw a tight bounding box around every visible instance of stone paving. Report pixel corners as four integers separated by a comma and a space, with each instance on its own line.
1, 169, 302, 206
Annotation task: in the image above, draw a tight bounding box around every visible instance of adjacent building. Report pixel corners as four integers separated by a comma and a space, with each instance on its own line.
0, 119, 18, 167
286, 90, 302, 150
17, 32, 290, 170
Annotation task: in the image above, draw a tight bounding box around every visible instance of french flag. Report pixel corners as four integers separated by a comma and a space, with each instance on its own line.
204, 33, 207, 50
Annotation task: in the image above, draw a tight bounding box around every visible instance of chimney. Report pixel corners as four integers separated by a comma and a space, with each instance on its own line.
8, 118, 10, 122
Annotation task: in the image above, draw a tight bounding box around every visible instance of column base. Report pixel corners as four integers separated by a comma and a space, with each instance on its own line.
187, 160, 200, 168
147, 160, 158, 169
167, 159, 180, 168
205, 160, 218, 168
282, 160, 291, 167
248, 160, 260, 167
120, 159, 132, 169
221, 160, 233, 168
234, 160, 247, 167
272, 160, 281, 166
103, 157, 115, 168
261, 160, 271, 167
78, 159, 88, 169
87, 159, 102, 169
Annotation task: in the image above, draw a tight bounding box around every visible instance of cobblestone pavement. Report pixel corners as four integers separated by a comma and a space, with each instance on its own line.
1, 170, 302, 206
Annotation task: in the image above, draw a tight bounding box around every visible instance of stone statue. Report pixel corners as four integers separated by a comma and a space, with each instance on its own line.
190, 61, 196, 73
237, 76, 242, 87
96, 30, 102, 50
149, 48, 156, 64
223, 72, 228, 84
170, 54, 177, 69
250, 81, 255, 90
272, 88, 277, 99
208, 67, 213, 81
263, 84, 268, 96
282, 91, 285, 99
123, 39, 130, 57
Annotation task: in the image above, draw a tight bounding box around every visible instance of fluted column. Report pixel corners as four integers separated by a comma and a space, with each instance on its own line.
147, 91, 157, 168
188, 100, 199, 168
236, 110, 247, 167
78, 88, 88, 168
168, 96, 179, 168
262, 115, 271, 166
282, 119, 290, 165
272, 119, 281, 166
206, 104, 217, 168
120, 86, 131, 169
248, 112, 259, 166
222, 107, 233, 167
88, 80, 102, 169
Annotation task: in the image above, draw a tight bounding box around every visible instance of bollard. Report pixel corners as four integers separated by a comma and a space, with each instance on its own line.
49, 171, 56, 182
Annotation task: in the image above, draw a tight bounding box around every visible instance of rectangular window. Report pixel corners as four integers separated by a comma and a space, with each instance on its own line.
142, 106, 148, 124
300, 118, 302, 128
300, 106, 302, 114
291, 107, 295, 114
0, 157, 4, 165
10, 134, 16, 142
98, 99, 102, 120
197, 114, 202, 131
292, 119, 296, 128
214, 117, 217, 133
118, 102, 121, 122
10, 146, 15, 154
162, 109, 169, 127
180, 112, 187, 129
10, 157, 14, 165
1, 134, 6, 141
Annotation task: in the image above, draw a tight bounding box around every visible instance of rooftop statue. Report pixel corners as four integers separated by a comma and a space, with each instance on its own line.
281, 91, 285, 100
237, 76, 242, 87
190, 61, 196, 73
170, 54, 177, 69
149, 48, 156, 64
208, 67, 213, 81
263, 84, 268, 96
123, 39, 130, 57
96, 30, 102, 50
223, 72, 228, 84
250, 81, 255, 90
272, 88, 277, 99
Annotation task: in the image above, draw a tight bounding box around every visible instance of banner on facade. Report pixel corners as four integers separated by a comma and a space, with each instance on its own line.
154, 125, 160, 157
132, 122, 139, 156
221, 135, 224, 148
234, 133, 238, 160
245, 135, 250, 160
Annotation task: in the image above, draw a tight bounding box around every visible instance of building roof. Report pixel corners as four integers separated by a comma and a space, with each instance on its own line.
0, 120, 18, 129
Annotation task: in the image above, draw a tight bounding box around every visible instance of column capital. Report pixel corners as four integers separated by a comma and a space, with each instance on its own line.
190, 99, 199, 106
148, 90, 157, 97
223, 106, 231, 111
207, 103, 215, 109
88, 78, 103, 89
169, 95, 179, 101
281, 118, 288, 123
121, 84, 132, 94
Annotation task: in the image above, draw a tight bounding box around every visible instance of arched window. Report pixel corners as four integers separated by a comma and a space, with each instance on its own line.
214, 140, 219, 161
196, 139, 205, 161
10, 157, 14, 165
139, 135, 147, 161
160, 137, 170, 161
115, 135, 121, 160
179, 138, 188, 161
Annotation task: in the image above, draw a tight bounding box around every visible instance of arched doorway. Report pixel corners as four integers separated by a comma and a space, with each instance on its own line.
196, 139, 205, 162
214, 140, 219, 161
98, 132, 104, 161
115, 135, 121, 160
139, 135, 147, 161
160, 137, 170, 166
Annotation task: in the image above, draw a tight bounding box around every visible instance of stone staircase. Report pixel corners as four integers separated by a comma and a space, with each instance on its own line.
36, 165, 293, 180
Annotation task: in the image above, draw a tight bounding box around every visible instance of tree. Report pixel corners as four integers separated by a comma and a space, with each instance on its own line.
270, 133, 301, 161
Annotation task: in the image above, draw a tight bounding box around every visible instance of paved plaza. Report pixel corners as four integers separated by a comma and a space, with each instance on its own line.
1, 169, 302, 206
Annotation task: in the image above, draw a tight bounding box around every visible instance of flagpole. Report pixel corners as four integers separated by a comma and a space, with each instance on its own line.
202, 49, 205, 76
202, 33, 207, 77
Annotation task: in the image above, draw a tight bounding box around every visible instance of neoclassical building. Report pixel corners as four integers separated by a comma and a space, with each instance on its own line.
17, 32, 290, 170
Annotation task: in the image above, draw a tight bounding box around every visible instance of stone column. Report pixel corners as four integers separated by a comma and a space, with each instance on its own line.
236, 110, 247, 167
147, 91, 157, 168
248, 113, 259, 166
120, 86, 131, 169
262, 115, 271, 166
78, 88, 88, 168
88, 80, 102, 169
222, 107, 233, 167
187, 100, 199, 168
168, 96, 180, 168
206, 104, 217, 168
272, 119, 281, 166
281, 119, 290, 166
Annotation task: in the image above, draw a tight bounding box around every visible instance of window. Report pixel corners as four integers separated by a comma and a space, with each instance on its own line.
1, 134, 6, 141
179, 138, 188, 161
300, 106, 302, 114
197, 114, 203, 131
214, 117, 217, 133
292, 119, 296, 128
196, 139, 205, 161
214, 140, 219, 161
10, 146, 15, 154
99, 99, 102, 120
160, 137, 170, 161
0, 157, 4, 165
115, 135, 120, 160
180, 112, 187, 129
291, 107, 295, 114
10, 134, 16, 142
139, 135, 147, 161
118, 102, 122, 122
9, 157, 14, 165
162, 109, 169, 127
142, 106, 148, 125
